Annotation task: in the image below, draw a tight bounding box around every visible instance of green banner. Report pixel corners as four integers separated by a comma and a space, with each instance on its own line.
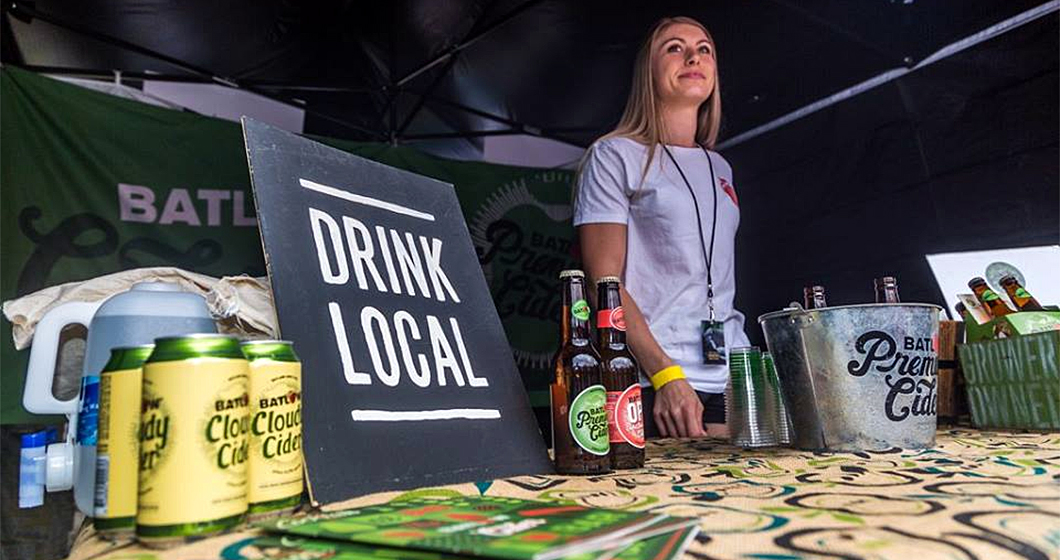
0, 67, 576, 424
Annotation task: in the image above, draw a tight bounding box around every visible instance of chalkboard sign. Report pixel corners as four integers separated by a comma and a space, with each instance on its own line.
242, 119, 553, 505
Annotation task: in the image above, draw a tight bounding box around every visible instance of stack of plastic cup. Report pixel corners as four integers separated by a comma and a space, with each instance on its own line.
726, 347, 779, 448
762, 351, 793, 445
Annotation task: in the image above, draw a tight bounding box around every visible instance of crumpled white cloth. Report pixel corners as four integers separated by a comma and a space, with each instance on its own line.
2, 266, 279, 350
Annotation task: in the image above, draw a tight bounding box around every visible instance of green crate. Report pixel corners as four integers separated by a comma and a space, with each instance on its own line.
958, 330, 1060, 429
964, 311, 1060, 343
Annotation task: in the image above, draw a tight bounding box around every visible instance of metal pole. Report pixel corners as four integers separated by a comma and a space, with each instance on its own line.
394, 0, 544, 88
7, 1, 388, 140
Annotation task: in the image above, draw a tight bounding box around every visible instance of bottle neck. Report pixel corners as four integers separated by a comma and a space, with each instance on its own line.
804, 286, 827, 309
876, 281, 899, 303
972, 283, 1011, 315
1002, 280, 1042, 310
596, 283, 626, 348
562, 279, 591, 343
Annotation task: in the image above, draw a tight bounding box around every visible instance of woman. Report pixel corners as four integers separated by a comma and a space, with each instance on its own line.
574, 16, 750, 438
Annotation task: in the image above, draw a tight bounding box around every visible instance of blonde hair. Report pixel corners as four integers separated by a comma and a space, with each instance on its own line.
579, 16, 722, 188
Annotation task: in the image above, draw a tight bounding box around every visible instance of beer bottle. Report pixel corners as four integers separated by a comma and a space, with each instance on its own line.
954, 302, 967, 318
999, 275, 1044, 311
551, 270, 610, 474
874, 276, 900, 303
968, 277, 1012, 317
595, 276, 645, 469
803, 285, 827, 309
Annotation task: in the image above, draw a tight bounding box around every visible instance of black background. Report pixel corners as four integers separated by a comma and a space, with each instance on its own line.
727, 15, 1059, 345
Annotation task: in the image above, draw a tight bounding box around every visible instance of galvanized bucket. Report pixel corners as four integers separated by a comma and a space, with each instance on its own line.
758, 303, 942, 451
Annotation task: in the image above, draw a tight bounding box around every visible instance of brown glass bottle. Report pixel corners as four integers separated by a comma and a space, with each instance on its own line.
954, 302, 967, 318
999, 276, 1044, 311
551, 270, 610, 475
968, 277, 1012, 317
595, 276, 645, 469
874, 276, 900, 303
803, 285, 827, 309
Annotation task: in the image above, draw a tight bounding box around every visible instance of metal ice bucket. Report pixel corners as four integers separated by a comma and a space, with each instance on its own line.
759, 303, 942, 451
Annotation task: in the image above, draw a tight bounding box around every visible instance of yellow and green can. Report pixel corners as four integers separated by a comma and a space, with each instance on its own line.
136, 334, 250, 547
242, 340, 304, 520
94, 344, 155, 536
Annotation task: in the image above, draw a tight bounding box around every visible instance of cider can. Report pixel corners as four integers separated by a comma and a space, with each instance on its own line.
241, 340, 303, 520
136, 334, 250, 547
94, 344, 155, 536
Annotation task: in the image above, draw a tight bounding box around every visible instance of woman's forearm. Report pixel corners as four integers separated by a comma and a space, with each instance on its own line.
585, 273, 671, 374
618, 286, 672, 375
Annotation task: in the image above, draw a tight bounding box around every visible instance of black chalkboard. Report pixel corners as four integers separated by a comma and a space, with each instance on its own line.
242, 119, 553, 505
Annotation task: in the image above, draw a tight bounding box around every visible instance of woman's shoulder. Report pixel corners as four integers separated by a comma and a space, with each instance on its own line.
704, 148, 734, 176
590, 136, 649, 159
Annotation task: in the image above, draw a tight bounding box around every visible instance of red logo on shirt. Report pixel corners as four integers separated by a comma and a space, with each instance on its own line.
720, 177, 738, 207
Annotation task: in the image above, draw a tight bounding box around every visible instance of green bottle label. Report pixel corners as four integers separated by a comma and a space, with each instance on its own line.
982, 289, 1000, 302
1015, 287, 1031, 298
568, 385, 610, 456
571, 300, 591, 321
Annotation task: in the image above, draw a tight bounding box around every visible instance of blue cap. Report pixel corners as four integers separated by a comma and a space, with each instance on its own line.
20, 431, 48, 448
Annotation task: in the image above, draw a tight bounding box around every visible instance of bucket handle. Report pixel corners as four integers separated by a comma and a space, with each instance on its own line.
24, 301, 101, 415
786, 302, 816, 329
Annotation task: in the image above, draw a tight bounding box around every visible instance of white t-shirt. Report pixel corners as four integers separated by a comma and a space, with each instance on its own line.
573, 136, 750, 393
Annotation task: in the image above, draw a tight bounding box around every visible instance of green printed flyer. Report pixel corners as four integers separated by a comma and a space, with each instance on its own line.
234, 526, 698, 560
256, 496, 698, 560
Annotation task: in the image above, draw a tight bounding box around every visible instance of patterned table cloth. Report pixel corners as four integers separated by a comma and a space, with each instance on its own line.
72, 429, 1060, 560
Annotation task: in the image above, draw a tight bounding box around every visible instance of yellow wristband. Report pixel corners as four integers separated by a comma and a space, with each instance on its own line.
650, 365, 686, 391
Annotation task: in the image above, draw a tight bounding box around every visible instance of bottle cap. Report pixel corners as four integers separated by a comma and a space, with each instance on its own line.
595, 275, 621, 285
20, 431, 48, 448
558, 270, 584, 279
45, 442, 73, 492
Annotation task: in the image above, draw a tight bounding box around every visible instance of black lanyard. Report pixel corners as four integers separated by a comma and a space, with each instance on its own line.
661, 144, 719, 321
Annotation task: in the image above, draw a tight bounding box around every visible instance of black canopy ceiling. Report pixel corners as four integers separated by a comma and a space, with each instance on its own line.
1, 0, 1051, 148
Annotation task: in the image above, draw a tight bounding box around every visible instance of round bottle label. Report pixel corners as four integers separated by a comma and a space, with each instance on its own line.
606, 385, 645, 448
567, 385, 610, 456
1015, 287, 1031, 298
982, 290, 1000, 302
596, 307, 626, 331
571, 300, 591, 321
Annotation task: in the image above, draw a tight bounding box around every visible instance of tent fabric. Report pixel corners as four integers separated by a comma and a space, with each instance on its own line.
2, 0, 1053, 146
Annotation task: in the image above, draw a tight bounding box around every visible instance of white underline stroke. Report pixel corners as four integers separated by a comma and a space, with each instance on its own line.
299, 178, 435, 221
350, 408, 501, 421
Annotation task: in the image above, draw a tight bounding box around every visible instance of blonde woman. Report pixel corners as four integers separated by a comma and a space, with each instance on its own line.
574, 16, 749, 438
